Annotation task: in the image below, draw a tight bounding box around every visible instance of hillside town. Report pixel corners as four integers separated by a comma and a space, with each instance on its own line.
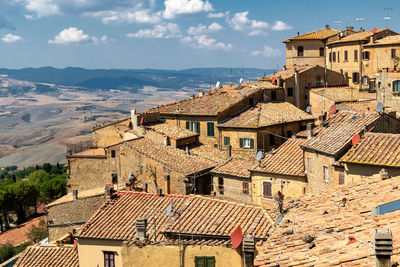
6, 25, 400, 266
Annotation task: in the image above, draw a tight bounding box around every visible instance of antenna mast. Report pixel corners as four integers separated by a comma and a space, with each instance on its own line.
384, 7, 393, 27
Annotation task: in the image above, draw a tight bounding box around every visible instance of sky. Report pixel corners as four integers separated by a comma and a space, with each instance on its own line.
0, 0, 399, 70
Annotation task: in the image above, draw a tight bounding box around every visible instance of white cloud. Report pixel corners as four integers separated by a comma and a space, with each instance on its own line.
163, 0, 213, 19
126, 23, 181, 39
207, 12, 226, 18
85, 8, 162, 24
251, 45, 281, 58
181, 35, 232, 51
2, 33, 23, 43
187, 22, 222, 35
271, 20, 292, 31
227, 11, 269, 36
23, 0, 60, 18
48, 27, 107, 44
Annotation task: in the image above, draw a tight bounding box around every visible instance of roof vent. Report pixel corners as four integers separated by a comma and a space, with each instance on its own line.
136, 218, 147, 241
374, 228, 393, 265
326, 25, 330, 29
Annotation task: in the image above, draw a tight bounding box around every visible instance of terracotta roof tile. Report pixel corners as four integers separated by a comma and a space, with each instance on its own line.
47, 187, 105, 208
341, 132, 400, 167
327, 29, 389, 45
0, 216, 46, 246
211, 158, 257, 178
252, 138, 306, 176
336, 100, 378, 113
284, 28, 339, 42
14, 245, 78, 267
68, 148, 106, 158
310, 87, 359, 102
255, 175, 400, 266
364, 35, 400, 47
218, 102, 314, 128
263, 65, 315, 81
142, 122, 198, 140
303, 111, 380, 156
189, 144, 227, 164
77, 192, 275, 243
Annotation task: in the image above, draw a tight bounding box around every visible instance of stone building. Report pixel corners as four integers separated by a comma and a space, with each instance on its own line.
340, 132, 400, 183
210, 158, 256, 203
284, 26, 339, 68
14, 245, 79, 267
250, 138, 307, 207
262, 65, 348, 110
217, 102, 314, 157
92, 117, 131, 147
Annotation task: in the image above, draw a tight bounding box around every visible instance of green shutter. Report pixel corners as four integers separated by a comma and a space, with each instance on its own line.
250, 138, 254, 148
206, 257, 215, 267
195, 257, 205, 267
239, 138, 243, 148
186, 121, 190, 130
207, 122, 214, 137
196, 121, 200, 134
224, 136, 230, 146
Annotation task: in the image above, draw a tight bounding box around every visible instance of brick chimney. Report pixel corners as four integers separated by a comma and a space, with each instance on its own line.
379, 168, 389, 180
242, 235, 255, 267
374, 228, 393, 267
307, 123, 313, 139
72, 190, 78, 201
131, 108, 138, 130
136, 218, 147, 241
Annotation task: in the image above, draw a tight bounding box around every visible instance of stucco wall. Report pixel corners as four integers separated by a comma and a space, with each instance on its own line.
211, 174, 252, 203
304, 151, 336, 192
343, 163, 400, 184
78, 239, 124, 267
309, 91, 335, 116
92, 120, 131, 148
285, 40, 326, 68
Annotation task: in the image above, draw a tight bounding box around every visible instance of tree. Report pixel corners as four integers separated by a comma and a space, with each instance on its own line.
6, 182, 39, 224
26, 219, 47, 244
39, 176, 66, 203
28, 170, 50, 185
0, 243, 15, 263
0, 190, 10, 230
42, 163, 52, 173
394, 56, 400, 71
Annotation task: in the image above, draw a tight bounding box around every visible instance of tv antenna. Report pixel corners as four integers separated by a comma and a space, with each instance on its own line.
384, 7, 393, 26
355, 17, 364, 29
334, 20, 342, 29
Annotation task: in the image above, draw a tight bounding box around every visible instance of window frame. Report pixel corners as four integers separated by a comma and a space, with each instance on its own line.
297, 46, 304, 57
242, 182, 249, 195
269, 134, 275, 145
287, 87, 293, 97
217, 177, 224, 194
186, 121, 200, 134
332, 51, 336, 62
223, 136, 230, 146
111, 150, 116, 158
206, 122, 215, 137
391, 49, 397, 59
319, 47, 324, 57
323, 166, 329, 182
354, 49, 358, 61
195, 256, 215, 267
104, 251, 115, 267
263, 181, 272, 198
393, 80, 400, 93
344, 50, 348, 61
240, 138, 254, 149
352, 72, 360, 84
307, 158, 312, 173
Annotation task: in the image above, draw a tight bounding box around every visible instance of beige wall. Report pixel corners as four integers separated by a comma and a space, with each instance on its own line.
376, 72, 400, 111
218, 128, 257, 158
365, 45, 400, 75
93, 120, 131, 148
251, 172, 307, 207
285, 40, 326, 68
343, 163, 400, 184
304, 151, 337, 192
78, 239, 124, 267
211, 174, 252, 203
309, 91, 335, 116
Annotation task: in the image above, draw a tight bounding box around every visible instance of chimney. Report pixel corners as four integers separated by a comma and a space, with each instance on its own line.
185, 146, 189, 155
72, 190, 78, 201
226, 145, 232, 158
156, 188, 163, 196
242, 235, 255, 267
326, 24, 330, 30
282, 64, 287, 71
105, 184, 112, 197
374, 228, 392, 267
379, 168, 389, 180
136, 218, 147, 241
297, 32, 300, 36
131, 108, 138, 130
307, 123, 313, 139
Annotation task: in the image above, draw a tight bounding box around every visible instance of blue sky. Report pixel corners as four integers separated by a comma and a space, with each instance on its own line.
0, 0, 399, 69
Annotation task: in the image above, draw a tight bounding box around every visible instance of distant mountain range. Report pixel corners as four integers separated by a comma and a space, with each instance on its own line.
0, 67, 275, 92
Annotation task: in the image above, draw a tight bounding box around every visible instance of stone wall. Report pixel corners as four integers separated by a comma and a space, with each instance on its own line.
285, 40, 326, 68
211, 174, 252, 203
304, 150, 336, 193
92, 119, 131, 148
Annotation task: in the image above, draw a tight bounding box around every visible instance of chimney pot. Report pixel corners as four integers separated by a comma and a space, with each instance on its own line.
72, 190, 78, 201
307, 123, 313, 139
131, 108, 138, 130
326, 24, 330, 29
136, 218, 147, 241
374, 228, 393, 267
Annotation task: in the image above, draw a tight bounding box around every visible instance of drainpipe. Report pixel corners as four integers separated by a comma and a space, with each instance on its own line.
359, 42, 363, 91
294, 69, 300, 108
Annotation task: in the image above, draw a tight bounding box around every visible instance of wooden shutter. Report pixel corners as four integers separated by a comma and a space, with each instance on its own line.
263, 182, 272, 198
239, 138, 243, 148
224, 136, 230, 146
207, 122, 214, 136
205, 257, 215, 267
196, 122, 200, 134
250, 138, 254, 148
186, 121, 190, 130
195, 257, 205, 267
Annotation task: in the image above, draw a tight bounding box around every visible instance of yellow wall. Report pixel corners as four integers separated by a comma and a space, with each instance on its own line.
309, 91, 335, 116
304, 151, 337, 192
343, 163, 400, 184
212, 174, 252, 203
285, 40, 326, 68
218, 128, 257, 158
78, 239, 124, 267
93, 119, 131, 148
376, 72, 400, 112
365, 45, 400, 75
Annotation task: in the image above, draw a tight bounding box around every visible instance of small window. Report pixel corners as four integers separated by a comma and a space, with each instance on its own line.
319, 47, 324, 57
269, 134, 275, 145
393, 80, 400, 92
195, 256, 215, 267
223, 136, 230, 146
242, 182, 249, 195
354, 49, 358, 61
391, 49, 397, 59
263, 181, 272, 198
352, 72, 360, 84
104, 251, 115, 267
218, 177, 224, 194
344, 50, 348, 61
240, 138, 254, 149
362, 51, 370, 60
329, 52, 332, 62
287, 87, 293, 97
207, 122, 215, 137
187, 121, 200, 134
111, 150, 116, 158
339, 170, 344, 185
271, 90, 277, 100
297, 46, 304, 57
307, 158, 312, 173
337, 51, 340, 62
323, 166, 329, 181
332, 52, 336, 62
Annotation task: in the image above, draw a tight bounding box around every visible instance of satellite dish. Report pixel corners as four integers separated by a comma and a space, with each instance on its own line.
256, 151, 263, 162
239, 78, 244, 84
352, 134, 360, 146
215, 81, 221, 88
377, 102, 384, 113
372, 27, 377, 33
166, 204, 173, 216
242, 89, 246, 96
305, 105, 311, 113
329, 104, 336, 114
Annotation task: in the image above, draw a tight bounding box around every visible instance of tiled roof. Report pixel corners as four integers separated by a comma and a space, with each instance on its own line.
252, 138, 306, 176
303, 111, 380, 156
336, 100, 378, 113
310, 87, 359, 102
263, 65, 315, 81
68, 148, 106, 158
47, 187, 105, 208
142, 122, 198, 140
284, 28, 339, 42
211, 158, 257, 178
0, 216, 46, 246
117, 137, 216, 175
364, 35, 400, 47
341, 132, 400, 167
254, 175, 400, 266
189, 144, 227, 164
327, 28, 389, 45
146, 83, 269, 116
77, 192, 275, 243
218, 102, 314, 128
93, 117, 130, 130
14, 245, 78, 267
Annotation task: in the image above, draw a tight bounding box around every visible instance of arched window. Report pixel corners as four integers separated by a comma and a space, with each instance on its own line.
319, 47, 324, 57
298, 46, 304, 57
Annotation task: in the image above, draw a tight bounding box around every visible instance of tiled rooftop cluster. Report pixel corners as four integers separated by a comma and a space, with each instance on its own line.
310, 86, 359, 102
142, 122, 198, 140
0, 216, 46, 246
14, 246, 78, 267
327, 28, 390, 45
284, 28, 339, 42
212, 158, 257, 178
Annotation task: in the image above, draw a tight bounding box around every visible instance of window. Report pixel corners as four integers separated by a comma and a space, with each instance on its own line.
337, 51, 340, 62
271, 90, 277, 100
344, 50, 348, 61
354, 49, 358, 61
329, 52, 332, 62
393, 80, 400, 92
269, 134, 275, 145
391, 49, 397, 59
207, 122, 215, 137
263, 181, 272, 198
323, 166, 329, 181
319, 47, 324, 57
223, 136, 230, 146
287, 130, 293, 138
242, 182, 249, 195
239, 138, 254, 149
186, 121, 200, 134
362, 76, 369, 86
195, 256, 215, 267
332, 52, 336, 62
287, 87, 293, 97
249, 97, 254, 106
104, 251, 115, 267
297, 46, 304, 57
307, 158, 312, 173
111, 150, 116, 158
352, 72, 360, 84
217, 177, 224, 194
